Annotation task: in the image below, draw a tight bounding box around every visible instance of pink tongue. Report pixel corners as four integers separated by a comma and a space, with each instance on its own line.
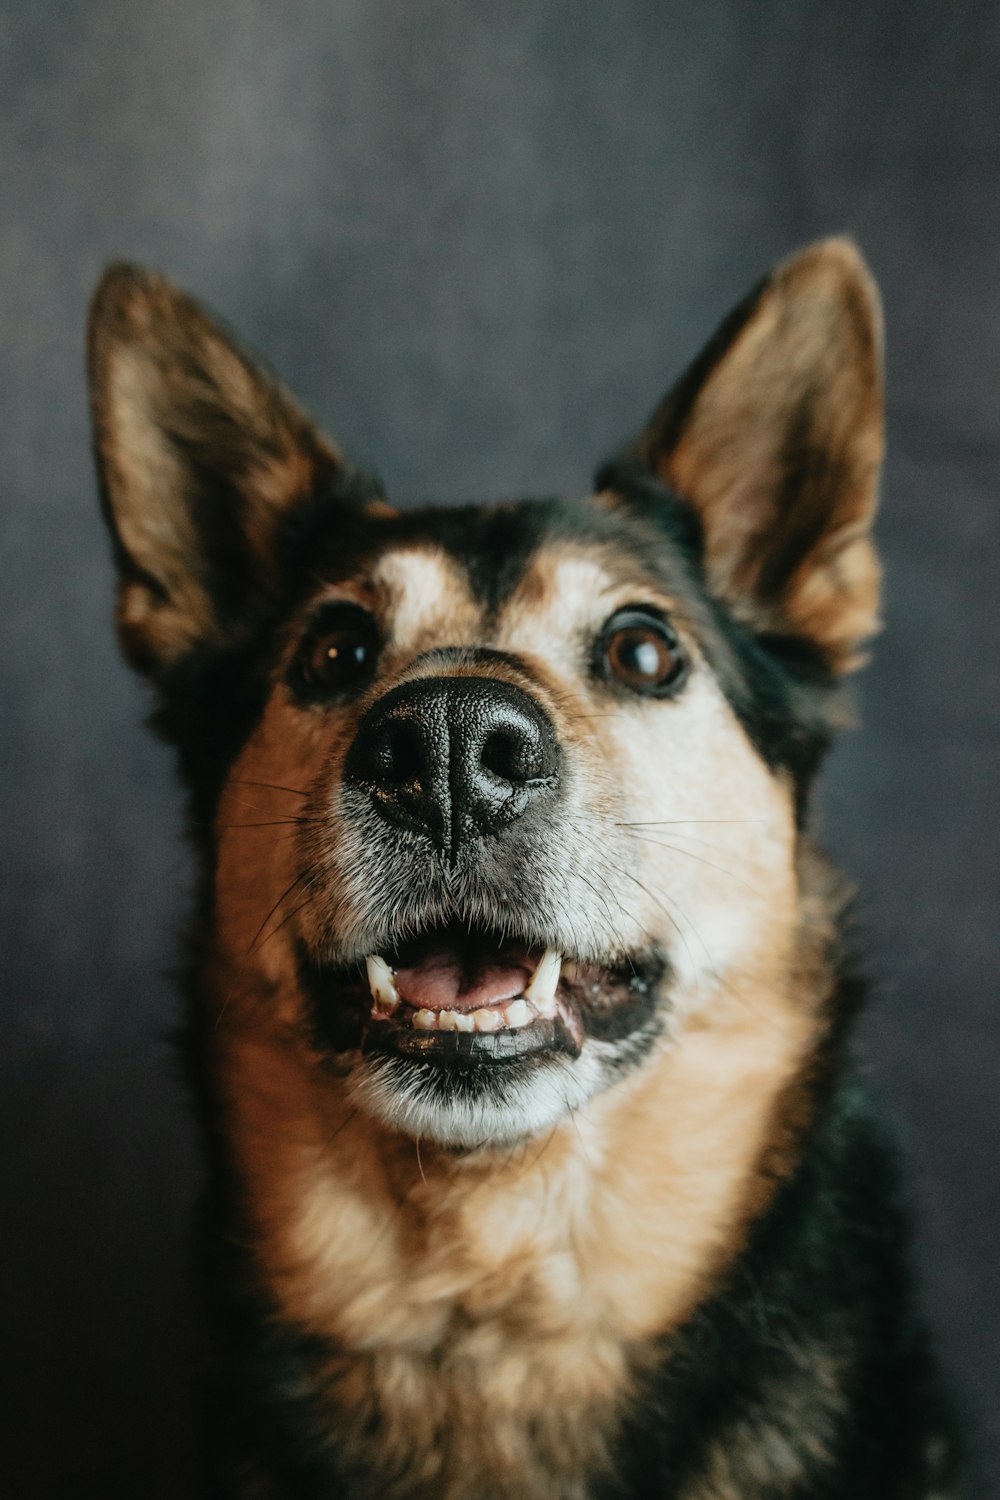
394, 955, 533, 1012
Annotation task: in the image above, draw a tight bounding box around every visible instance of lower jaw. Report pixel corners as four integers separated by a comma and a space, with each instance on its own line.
348, 980, 668, 1148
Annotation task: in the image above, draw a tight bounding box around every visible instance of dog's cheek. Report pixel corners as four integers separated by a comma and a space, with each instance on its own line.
592, 669, 798, 998
212, 693, 334, 1022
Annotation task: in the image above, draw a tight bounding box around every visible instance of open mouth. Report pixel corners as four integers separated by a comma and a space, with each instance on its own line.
300, 921, 665, 1065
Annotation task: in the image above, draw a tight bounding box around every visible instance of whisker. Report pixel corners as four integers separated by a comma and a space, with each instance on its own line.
239, 827, 309, 848
325, 1107, 360, 1150
214, 870, 314, 1029
565, 826, 670, 976
525, 1119, 561, 1177
229, 778, 310, 798
615, 818, 767, 827
630, 826, 759, 864
574, 868, 640, 978
247, 871, 313, 959
254, 887, 320, 953
567, 1104, 595, 1171
216, 818, 322, 830
215, 870, 320, 1032
619, 867, 719, 995
556, 836, 630, 952
623, 832, 758, 893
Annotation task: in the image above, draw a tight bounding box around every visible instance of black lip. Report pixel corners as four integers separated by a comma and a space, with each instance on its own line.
362, 1014, 577, 1064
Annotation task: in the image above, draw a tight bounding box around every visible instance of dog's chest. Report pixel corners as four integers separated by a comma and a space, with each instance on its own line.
316, 1284, 635, 1500
268, 1138, 640, 1496
220, 1039, 781, 1498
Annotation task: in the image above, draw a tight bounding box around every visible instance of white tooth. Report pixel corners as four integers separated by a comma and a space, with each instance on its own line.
471, 1008, 502, 1032
366, 955, 399, 1012
503, 999, 532, 1029
438, 1009, 461, 1031
451, 1011, 475, 1032
523, 949, 562, 1012
412, 1008, 438, 1030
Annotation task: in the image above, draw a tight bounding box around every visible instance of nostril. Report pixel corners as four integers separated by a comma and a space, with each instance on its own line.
373, 719, 425, 786
481, 726, 538, 784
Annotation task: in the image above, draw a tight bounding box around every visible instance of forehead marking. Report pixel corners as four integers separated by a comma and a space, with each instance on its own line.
373, 545, 482, 657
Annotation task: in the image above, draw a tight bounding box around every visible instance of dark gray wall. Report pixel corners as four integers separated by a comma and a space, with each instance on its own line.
2, 3, 998, 1494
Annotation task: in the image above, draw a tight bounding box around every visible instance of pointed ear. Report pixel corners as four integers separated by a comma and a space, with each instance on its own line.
88, 264, 355, 676
629, 239, 884, 673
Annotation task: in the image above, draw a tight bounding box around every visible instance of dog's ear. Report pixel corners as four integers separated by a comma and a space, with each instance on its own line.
628, 239, 883, 673
88, 264, 350, 676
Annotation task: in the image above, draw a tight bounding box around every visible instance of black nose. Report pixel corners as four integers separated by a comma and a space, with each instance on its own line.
345, 676, 560, 857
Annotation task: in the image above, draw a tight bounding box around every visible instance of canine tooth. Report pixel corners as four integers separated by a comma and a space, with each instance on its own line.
524, 949, 562, 1011
561, 958, 579, 982
471, 1008, 502, 1032
412, 1008, 439, 1030
503, 999, 532, 1029
366, 955, 399, 1011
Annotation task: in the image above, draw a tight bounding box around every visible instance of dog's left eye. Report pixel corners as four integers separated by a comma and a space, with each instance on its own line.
597, 609, 687, 696
296, 608, 379, 696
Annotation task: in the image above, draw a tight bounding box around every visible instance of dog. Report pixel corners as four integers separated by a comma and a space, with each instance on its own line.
87, 240, 968, 1498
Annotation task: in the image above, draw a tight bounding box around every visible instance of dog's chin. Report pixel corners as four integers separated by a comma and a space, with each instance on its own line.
347, 1047, 609, 1148
297, 923, 667, 1148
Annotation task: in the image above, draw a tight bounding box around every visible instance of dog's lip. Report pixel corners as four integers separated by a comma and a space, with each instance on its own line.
362, 1013, 577, 1065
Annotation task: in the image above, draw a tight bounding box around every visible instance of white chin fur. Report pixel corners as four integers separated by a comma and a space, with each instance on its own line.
347, 1047, 607, 1148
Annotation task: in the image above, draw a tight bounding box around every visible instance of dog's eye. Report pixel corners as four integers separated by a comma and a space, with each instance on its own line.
297, 608, 379, 696
598, 610, 687, 696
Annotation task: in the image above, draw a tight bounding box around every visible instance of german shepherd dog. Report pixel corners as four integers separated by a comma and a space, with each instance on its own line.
87, 241, 968, 1498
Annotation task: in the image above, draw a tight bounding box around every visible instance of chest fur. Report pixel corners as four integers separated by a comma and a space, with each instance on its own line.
215, 982, 814, 1498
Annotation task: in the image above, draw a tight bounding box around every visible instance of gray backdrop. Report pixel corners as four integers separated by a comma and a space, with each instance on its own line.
2, 3, 998, 1494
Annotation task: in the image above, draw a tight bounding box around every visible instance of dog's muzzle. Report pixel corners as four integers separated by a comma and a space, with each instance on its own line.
344, 675, 561, 861
296, 670, 667, 1103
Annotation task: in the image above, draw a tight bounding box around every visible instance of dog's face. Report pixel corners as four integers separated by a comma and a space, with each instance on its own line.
88, 242, 883, 1148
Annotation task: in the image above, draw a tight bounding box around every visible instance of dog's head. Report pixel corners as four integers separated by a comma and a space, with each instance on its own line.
88, 242, 882, 1148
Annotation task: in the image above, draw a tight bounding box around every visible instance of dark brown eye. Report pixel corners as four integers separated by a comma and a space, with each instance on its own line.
298, 608, 378, 696
598, 609, 687, 696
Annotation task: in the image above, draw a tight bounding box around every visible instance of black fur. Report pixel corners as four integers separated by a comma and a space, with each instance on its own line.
609, 1075, 968, 1499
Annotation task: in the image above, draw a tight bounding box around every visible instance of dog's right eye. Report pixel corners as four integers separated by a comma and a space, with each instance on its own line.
596, 608, 688, 697
295, 607, 379, 697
